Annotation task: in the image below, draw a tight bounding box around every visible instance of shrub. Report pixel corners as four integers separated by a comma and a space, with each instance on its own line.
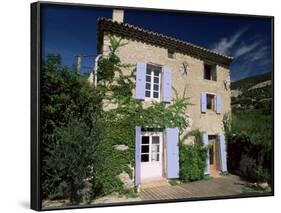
179, 130, 207, 182
45, 118, 99, 203
239, 156, 257, 181
225, 111, 272, 183
256, 166, 270, 183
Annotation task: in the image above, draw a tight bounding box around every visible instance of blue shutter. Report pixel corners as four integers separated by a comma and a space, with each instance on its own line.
219, 134, 227, 172
135, 62, 146, 100
201, 93, 207, 113
163, 67, 172, 103
216, 95, 222, 114
166, 128, 179, 178
135, 126, 141, 186
203, 134, 210, 175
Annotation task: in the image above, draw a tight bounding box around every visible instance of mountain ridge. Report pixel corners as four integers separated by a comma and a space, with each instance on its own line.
230, 71, 272, 113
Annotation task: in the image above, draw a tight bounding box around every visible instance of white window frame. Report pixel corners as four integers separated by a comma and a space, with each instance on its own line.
140, 132, 163, 164
144, 65, 161, 101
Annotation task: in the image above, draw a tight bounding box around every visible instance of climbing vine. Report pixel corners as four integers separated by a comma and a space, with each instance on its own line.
41, 35, 191, 204
90, 35, 191, 197
179, 129, 208, 182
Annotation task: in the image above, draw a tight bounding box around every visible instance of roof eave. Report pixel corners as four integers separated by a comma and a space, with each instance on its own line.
97, 18, 234, 67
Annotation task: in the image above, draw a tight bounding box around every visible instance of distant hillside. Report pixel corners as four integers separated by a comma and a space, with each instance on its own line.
231, 72, 272, 91
231, 72, 272, 114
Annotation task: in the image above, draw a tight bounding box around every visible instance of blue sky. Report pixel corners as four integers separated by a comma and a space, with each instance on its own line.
41, 4, 273, 81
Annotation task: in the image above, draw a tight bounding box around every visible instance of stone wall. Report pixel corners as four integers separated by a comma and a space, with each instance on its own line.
100, 34, 231, 142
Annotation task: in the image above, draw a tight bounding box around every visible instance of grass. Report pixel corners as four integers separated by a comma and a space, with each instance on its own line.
220, 171, 230, 176
203, 175, 213, 181
125, 189, 138, 198
169, 179, 180, 186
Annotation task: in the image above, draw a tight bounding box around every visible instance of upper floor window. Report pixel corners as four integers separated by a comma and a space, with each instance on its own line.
206, 94, 215, 111
204, 63, 217, 81
201, 93, 222, 114
168, 50, 175, 59
145, 65, 161, 100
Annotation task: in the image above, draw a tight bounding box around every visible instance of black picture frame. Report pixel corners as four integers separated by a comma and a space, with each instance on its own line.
31, 1, 274, 211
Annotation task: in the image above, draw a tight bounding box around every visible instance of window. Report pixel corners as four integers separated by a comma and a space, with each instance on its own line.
204, 63, 217, 81
141, 136, 150, 162
206, 94, 215, 111
141, 135, 160, 162
145, 65, 161, 100
168, 50, 175, 59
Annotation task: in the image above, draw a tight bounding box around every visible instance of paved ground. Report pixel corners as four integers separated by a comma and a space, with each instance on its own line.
42, 175, 263, 208
140, 175, 250, 200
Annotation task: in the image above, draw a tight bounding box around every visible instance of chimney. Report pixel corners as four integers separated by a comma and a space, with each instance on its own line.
112, 9, 124, 23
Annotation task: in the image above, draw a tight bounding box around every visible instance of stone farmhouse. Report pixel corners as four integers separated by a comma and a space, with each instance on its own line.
89, 9, 233, 188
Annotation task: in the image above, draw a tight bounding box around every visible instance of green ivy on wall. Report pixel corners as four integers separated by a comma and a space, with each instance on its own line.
90, 35, 191, 197
41, 35, 192, 203
179, 130, 208, 182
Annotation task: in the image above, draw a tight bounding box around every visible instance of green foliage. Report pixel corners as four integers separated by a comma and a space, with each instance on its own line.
125, 189, 138, 198
90, 34, 190, 196
41, 54, 103, 202
45, 119, 99, 203
231, 112, 272, 145
231, 71, 272, 114
169, 180, 179, 186
179, 130, 207, 182
41, 35, 191, 204
226, 112, 272, 183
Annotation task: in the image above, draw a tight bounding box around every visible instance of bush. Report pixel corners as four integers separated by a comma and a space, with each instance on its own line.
45, 118, 99, 203
179, 130, 207, 182
239, 156, 257, 181
256, 166, 270, 183
225, 111, 272, 183
41, 36, 191, 204
227, 133, 271, 183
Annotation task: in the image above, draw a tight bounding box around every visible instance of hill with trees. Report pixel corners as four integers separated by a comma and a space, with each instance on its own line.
231, 71, 272, 113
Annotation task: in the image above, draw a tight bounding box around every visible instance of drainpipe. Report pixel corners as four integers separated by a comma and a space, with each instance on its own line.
94, 54, 103, 87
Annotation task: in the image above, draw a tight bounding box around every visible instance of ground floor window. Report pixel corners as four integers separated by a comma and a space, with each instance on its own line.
141, 134, 161, 162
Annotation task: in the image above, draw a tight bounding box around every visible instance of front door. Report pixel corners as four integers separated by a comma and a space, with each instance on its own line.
209, 135, 220, 176
209, 140, 216, 170
140, 132, 163, 182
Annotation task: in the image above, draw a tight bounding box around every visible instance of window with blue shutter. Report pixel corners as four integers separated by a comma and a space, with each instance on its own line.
219, 134, 227, 172
166, 128, 179, 178
201, 93, 207, 113
135, 126, 141, 186
135, 62, 146, 100
145, 65, 161, 100
162, 67, 172, 103
203, 134, 210, 175
216, 95, 222, 114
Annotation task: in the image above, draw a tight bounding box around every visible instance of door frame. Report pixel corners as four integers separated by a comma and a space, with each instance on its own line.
208, 134, 221, 174
140, 131, 163, 181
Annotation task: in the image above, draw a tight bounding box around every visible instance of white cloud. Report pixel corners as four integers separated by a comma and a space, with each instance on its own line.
212, 29, 246, 55
233, 41, 260, 58
250, 46, 269, 61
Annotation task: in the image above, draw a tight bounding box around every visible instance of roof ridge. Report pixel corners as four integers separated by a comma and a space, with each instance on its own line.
97, 17, 233, 60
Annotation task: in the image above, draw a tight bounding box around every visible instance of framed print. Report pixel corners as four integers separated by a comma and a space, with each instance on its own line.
31, 1, 274, 211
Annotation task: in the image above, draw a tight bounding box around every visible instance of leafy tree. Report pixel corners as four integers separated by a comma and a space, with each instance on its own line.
224, 111, 272, 183
45, 118, 99, 203
41, 35, 191, 204
41, 55, 102, 202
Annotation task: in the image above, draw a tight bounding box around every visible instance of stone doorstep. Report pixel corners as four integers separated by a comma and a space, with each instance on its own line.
140, 177, 170, 189
210, 169, 221, 178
